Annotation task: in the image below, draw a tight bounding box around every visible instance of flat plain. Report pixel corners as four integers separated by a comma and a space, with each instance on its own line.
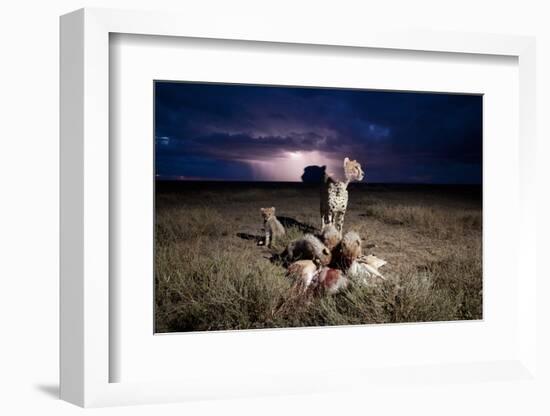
155, 181, 482, 332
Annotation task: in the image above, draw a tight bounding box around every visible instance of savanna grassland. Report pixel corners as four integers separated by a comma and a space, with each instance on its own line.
155, 182, 482, 333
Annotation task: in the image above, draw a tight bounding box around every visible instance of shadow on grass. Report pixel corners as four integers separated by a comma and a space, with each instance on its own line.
237, 216, 316, 244
277, 216, 317, 234
236, 232, 263, 244
236, 232, 287, 266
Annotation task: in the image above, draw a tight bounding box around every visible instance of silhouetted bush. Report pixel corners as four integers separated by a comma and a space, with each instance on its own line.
301, 165, 326, 183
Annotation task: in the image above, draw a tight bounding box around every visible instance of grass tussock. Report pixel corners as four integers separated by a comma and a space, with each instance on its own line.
155, 184, 482, 332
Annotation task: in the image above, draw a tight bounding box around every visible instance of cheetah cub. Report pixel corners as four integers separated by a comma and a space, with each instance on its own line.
330, 230, 362, 272
282, 234, 332, 267
320, 223, 342, 251
260, 207, 285, 248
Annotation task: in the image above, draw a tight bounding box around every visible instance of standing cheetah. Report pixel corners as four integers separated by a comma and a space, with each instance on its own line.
320, 157, 364, 232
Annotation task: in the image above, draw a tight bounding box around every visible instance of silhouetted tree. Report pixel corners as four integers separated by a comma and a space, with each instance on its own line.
301, 165, 326, 183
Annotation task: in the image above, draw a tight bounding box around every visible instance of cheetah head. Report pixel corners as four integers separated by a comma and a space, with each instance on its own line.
344, 157, 365, 182
260, 207, 276, 220
341, 231, 362, 261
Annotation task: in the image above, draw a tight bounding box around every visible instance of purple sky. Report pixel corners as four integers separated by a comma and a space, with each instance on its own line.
155, 82, 482, 184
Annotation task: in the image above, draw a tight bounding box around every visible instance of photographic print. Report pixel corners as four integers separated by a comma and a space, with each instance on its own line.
154, 81, 482, 333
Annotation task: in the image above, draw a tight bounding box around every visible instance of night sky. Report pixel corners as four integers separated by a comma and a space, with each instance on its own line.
155, 82, 482, 184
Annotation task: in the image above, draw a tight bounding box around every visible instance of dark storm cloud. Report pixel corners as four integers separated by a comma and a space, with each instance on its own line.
155, 82, 482, 183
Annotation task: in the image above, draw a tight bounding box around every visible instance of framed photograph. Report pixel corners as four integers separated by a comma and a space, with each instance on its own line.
60, 8, 538, 407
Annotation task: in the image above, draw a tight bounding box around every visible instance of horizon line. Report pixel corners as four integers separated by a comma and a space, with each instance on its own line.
155, 178, 482, 186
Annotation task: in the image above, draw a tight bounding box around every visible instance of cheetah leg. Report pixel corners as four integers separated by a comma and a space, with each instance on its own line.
322, 210, 332, 229
265, 232, 271, 248
320, 200, 326, 229
335, 211, 345, 233
341, 210, 346, 232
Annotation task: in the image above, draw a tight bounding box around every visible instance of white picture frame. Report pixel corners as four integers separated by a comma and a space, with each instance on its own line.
60, 7, 537, 408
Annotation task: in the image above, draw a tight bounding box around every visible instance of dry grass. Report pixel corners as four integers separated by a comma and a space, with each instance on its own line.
155, 183, 482, 332
363, 203, 481, 239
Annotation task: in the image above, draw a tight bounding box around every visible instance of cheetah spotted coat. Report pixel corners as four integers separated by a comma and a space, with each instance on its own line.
320, 176, 348, 232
